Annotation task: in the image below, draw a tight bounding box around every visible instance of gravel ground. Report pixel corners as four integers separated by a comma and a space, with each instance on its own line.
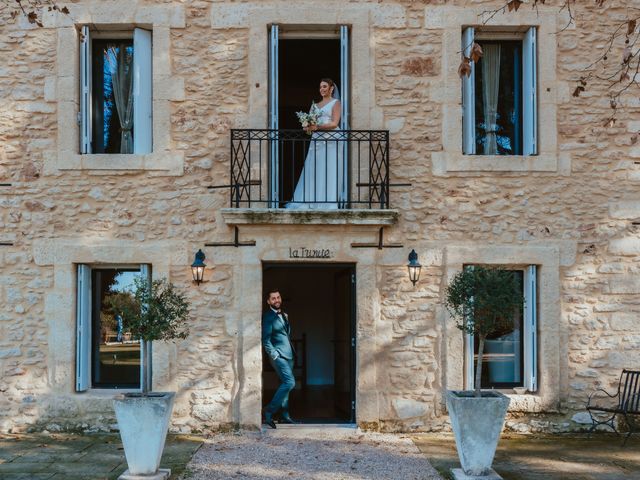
181, 426, 443, 480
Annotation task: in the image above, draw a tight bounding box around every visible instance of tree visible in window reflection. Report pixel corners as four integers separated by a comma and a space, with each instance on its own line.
445, 266, 525, 397
105, 276, 190, 394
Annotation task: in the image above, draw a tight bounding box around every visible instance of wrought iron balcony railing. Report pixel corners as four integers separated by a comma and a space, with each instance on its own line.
219, 129, 390, 209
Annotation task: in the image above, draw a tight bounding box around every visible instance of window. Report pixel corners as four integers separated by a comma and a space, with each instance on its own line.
465, 265, 537, 392
462, 27, 537, 156
80, 27, 152, 154
76, 264, 151, 391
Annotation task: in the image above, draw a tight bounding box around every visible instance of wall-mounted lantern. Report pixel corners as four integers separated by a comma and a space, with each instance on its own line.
191, 249, 206, 285
407, 249, 421, 286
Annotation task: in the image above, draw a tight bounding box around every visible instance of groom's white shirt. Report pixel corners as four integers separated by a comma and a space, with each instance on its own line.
269, 306, 286, 360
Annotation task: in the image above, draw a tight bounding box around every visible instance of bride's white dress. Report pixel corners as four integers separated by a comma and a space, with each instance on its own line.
287, 99, 344, 209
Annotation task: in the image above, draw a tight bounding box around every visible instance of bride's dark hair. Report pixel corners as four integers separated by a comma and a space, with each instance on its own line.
320, 78, 335, 91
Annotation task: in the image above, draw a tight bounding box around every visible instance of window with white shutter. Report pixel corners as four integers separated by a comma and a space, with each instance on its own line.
462, 27, 537, 156
76, 265, 151, 390
464, 265, 538, 392
80, 28, 153, 155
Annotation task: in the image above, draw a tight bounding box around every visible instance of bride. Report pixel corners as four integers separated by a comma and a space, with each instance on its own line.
287, 78, 344, 209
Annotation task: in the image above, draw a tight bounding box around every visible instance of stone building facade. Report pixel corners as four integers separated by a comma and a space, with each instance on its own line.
0, 0, 638, 434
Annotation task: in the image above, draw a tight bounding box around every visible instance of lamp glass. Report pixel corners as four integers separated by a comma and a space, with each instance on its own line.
192, 265, 205, 283
407, 249, 421, 286
408, 265, 421, 285
191, 249, 206, 284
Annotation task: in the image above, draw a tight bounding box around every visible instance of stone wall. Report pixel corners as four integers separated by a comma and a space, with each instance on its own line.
0, 0, 638, 433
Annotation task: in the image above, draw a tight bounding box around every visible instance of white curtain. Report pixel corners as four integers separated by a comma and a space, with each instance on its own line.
481, 44, 501, 155
108, 46, 134, 154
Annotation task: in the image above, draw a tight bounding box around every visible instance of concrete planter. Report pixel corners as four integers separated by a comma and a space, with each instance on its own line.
446, 390, 510, 477
113, 392, 175, 480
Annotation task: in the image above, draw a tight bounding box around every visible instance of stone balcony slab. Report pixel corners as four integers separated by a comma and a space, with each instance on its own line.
221, 208, 399, 226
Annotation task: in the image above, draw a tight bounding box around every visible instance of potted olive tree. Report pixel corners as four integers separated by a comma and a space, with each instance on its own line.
444, 266, 524, 478
106, 276, 190, 480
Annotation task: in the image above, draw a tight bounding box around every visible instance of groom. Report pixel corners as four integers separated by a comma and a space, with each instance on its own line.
262, 288, 296, 428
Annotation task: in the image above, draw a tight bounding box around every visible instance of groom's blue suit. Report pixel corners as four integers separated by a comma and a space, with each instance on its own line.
262, 308, 295, 419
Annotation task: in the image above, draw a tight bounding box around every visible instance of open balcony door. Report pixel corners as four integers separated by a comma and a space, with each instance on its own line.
268, 24, 350, 208
340, 25, 350, 208
268, 24, 279, 207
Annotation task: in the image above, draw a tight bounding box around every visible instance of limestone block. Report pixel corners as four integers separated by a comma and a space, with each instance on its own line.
610, 313, 636, 331
0, 347, 21, 359
609, 237, 640, 255
371, 4, 406, 28
608, 351, 640, 368
56, 28, 78, 78
571, 412, 592, 425
424, 8, 445, 29
385, 118, 405, 134
14, 102, 55, 114
191, 403, 228, 423
155, 77, 185, 101
593, 303, 623, 312
609, 200, 640, 219
211, 4, 250, 28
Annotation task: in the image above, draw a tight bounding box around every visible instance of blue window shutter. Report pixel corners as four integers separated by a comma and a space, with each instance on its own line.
80, 26, 92, 154
462, 27, 476, 155
523, 27, 538, 155
76, 265, 91, 392
133, 28, 153, 154
524, 265, 538, 392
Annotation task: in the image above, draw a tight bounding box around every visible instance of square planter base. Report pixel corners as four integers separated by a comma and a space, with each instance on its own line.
118, 468, 171, 480
451, 468, 502, 480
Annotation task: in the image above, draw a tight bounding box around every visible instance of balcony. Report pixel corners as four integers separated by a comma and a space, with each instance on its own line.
216, 129, 397, 225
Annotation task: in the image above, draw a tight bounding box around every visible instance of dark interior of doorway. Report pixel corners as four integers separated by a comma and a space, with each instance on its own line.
278, 39, 341, 205
262, 263, 355, 424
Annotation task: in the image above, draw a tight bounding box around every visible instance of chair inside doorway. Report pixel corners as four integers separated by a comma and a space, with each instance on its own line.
262, 263, 355, 424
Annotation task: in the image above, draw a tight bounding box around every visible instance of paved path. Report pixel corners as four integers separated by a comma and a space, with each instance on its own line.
181, 426, 442, 480
3, 430, 639, 479
413, 433, 640, 480
0, 433, 202, 479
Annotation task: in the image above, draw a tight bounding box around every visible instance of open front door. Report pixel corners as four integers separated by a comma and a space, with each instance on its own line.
334, 267, 355, 422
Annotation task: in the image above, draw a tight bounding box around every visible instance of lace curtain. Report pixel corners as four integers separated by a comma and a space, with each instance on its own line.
481, 44, 501, 155
107, 46, 134, 154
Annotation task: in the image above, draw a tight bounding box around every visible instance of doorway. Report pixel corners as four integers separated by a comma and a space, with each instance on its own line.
262, 263, 356, 423
268, 26, 350, 205
279, 38, 340, 205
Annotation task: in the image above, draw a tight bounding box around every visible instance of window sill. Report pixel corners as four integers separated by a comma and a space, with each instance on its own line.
221, 208, 399, 226
78, 388, 141, 397
506, 392, 558, 413
432, 151, 561, 176
45, 151, 184, 176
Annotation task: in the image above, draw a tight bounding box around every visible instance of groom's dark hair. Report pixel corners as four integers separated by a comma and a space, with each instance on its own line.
266, 288, 280, 299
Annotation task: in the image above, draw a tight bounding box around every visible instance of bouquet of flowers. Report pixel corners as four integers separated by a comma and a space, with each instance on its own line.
296, 103, 321, 134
